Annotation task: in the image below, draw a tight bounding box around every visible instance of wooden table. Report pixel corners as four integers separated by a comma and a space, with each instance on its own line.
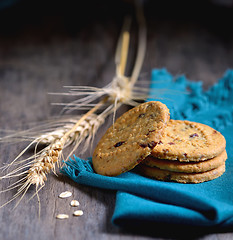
0, 1, 233, 239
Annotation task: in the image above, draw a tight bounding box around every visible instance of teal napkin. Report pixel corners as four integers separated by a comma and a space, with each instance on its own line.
61, 69, 233, 230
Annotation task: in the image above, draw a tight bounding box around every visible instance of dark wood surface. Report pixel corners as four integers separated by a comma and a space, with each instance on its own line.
0, 1, 233, 239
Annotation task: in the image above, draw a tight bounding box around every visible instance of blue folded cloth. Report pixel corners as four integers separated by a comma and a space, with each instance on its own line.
61, 69, 233, 230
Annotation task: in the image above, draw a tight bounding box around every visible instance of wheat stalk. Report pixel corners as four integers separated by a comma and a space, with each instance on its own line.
0, 113, 107, 213
0, 0, 147, 210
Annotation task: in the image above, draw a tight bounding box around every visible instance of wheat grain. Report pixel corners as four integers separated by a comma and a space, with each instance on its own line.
27, 141, 62, 187
70, 200, 80, 207
73, 210, 83, 217
59, 191, 72, 199
56, 214, 69, 219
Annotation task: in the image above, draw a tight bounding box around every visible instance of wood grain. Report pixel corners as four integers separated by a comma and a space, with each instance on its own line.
0, 1, 233, 239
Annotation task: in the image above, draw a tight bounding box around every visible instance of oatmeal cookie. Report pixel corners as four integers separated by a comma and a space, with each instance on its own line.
151, 120, 226, 162
142, 150, 227, 173
138, 163, 226, 183
92, 101, 170, 176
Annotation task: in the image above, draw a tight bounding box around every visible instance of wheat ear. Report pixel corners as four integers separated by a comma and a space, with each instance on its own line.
0, 111, 106, 210
0, 1, 148, 210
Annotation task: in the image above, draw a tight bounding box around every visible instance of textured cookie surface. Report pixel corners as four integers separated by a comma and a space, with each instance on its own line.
138, 163, 225, 183
142, 150, 227, 173
92, 101, 170, 176
151, 120, 226, 162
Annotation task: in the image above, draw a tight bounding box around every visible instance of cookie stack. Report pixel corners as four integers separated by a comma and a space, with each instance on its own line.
138, 120, 227, 183
92, 101, 227, 184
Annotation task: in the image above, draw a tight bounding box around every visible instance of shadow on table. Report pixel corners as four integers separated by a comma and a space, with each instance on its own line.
112, 222, 233, 239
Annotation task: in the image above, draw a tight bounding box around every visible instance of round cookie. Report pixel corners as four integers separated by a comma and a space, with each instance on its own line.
151, 120, 226, 162
92, 101, 170, 176
142, 150, 227, 173
138, 163, 226, 184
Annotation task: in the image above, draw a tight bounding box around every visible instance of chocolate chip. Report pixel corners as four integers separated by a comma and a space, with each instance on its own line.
140, 141, 157, 149
146, 130, 156, 136
158, 140, 163, 145
168, 142, 175, 145
189, 133, 199, 138
114, 141, 125, 148
139, 143, 147, 148
184, 153, 187, 158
